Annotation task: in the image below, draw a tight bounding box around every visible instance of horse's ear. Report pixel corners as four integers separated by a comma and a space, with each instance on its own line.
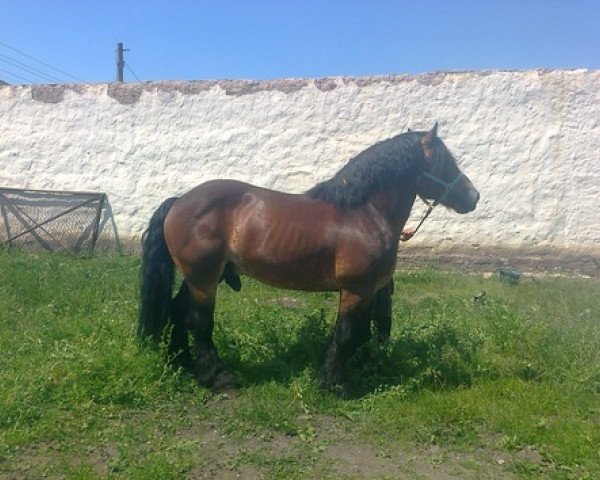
421, 122, 438, 145
421, 122, 437, 145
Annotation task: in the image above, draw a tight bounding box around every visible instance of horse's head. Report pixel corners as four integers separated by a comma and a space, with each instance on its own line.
416, 123, 479, 214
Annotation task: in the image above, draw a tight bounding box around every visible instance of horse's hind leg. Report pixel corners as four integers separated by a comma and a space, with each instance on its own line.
321, 290, 373, 396
372, 279, 394, 344
167, 282, 194, 369
185, 284, 236, 393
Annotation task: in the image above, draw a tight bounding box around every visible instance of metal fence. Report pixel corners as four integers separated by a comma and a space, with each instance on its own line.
0, 187, 118, 253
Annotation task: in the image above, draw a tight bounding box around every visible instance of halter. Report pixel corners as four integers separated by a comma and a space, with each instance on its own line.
409, 170, 465, 237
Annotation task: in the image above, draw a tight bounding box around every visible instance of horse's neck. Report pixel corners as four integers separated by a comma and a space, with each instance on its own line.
367, 180, 418, 232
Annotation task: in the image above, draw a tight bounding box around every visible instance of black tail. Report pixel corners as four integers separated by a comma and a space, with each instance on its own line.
138, 197, 179, 342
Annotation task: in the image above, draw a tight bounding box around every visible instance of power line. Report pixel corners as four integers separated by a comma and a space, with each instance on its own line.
0, 40, 85, 83
0, 66, 36, 84
125, 62, 140, 82
0, 52, 63, 83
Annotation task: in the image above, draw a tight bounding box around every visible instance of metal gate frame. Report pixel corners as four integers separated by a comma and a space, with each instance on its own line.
0, 187, 107, 252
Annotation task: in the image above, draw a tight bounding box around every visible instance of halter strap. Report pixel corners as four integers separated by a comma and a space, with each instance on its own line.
417, 170, 465, 205
409, 170, 464, 237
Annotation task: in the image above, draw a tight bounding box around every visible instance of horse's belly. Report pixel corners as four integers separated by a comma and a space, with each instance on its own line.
231, 253, 338, 291
228, 206, 339, 290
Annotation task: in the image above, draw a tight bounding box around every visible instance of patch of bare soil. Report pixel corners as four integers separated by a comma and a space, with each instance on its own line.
0, 407, 551, 479
311, 415, 516, 480
0, 442, 55, 480
396, 245, 600, 278
0, 441, 113, 480
177, 406, 524, 479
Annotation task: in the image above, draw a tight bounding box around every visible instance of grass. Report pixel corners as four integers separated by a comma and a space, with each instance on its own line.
0, 248, 599, 479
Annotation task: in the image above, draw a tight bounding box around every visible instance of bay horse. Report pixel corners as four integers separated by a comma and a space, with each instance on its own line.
138, 123, 479, 395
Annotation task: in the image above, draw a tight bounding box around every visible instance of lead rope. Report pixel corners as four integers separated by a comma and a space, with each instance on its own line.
412, 198, 437, 235
402, 197, 438, 241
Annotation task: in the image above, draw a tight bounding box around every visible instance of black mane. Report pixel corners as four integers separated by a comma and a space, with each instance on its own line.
306, 131, 424, 208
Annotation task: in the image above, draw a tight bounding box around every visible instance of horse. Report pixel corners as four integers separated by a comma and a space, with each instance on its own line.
138, 123, 479, 396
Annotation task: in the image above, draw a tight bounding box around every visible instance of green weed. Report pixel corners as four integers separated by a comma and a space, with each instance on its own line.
1, 249, 599, 478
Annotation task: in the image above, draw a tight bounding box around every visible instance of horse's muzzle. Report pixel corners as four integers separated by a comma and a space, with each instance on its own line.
458, 188, 480, 213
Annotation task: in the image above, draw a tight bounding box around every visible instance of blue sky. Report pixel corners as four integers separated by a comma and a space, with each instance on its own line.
0, 0, 599, 84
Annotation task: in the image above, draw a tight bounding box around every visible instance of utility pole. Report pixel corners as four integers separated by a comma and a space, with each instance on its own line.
115, 42, 128, 82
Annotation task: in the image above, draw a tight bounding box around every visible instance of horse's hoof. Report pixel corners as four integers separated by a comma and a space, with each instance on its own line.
212, 372, 238, 394
319, 377, 350, 398
171, 352, 194, 371
331, 383, 351, 399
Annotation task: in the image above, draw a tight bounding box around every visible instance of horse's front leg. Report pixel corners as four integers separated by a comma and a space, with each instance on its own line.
372, 279, 394, 344
321, 290, 373, 396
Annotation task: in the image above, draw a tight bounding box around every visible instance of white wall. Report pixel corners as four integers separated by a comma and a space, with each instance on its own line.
1, 70, 599, 261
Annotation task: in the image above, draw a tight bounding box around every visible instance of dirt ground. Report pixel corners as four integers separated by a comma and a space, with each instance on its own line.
2, 406, 549, 480
186, 412, 538, 479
